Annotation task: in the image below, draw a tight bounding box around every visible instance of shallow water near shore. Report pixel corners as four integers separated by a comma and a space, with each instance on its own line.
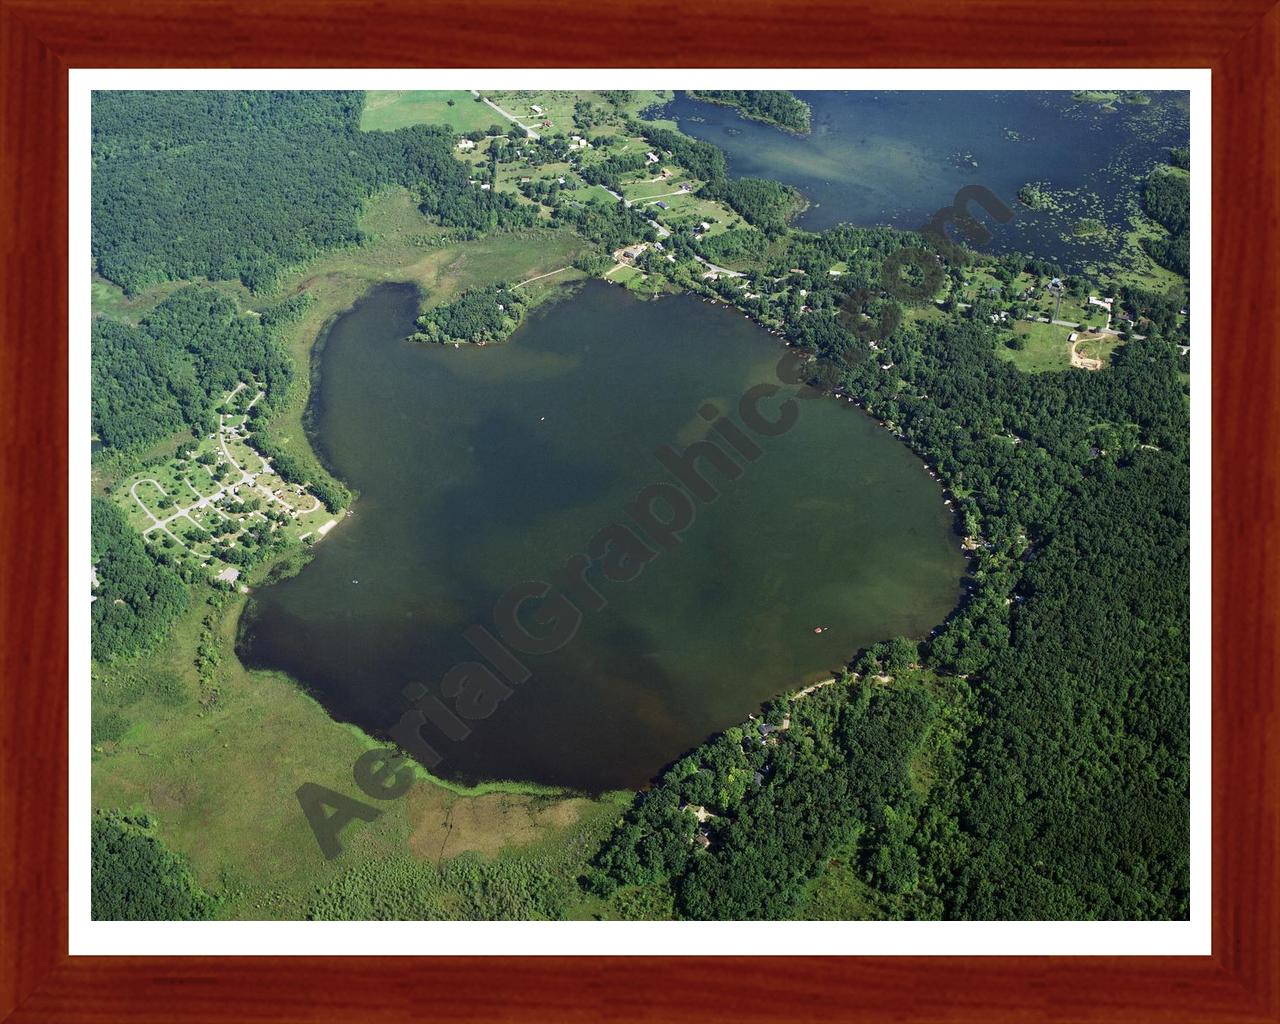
665, 90, 1190, 270
238, 280, 964, 791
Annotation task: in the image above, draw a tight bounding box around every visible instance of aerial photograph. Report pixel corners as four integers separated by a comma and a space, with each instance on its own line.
89, 87, 1191, 922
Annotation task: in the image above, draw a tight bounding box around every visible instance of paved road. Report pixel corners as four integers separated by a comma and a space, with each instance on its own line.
131, 384, 322, 551
695, 255, 745, 278
596, 184, 629, 206
472, 90, 540, 140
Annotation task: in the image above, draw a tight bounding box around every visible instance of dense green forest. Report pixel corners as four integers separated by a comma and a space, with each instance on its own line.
686, 90, 812, 133
1141, 164, 1191, 276
91, 498, 188, 662
91, 286, 292, 453
93, 91, 497, 292
593, 222, 1190, 920
592, 674, 942, 918
91, 812, 213, 920
628, 122, 727, 184
411, 284, 527, 345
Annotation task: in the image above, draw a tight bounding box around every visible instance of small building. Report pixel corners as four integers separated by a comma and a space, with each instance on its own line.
645, 151, 659, 164
530, 104, 543, 115
456, 138, 476, 151
655, 200, 669, 210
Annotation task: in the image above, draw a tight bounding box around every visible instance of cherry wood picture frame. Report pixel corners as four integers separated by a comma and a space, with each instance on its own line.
2, 1, 1276, 1020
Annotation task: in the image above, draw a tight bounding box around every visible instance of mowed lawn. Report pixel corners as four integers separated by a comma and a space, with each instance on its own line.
361, 91, 498, 133
998, 320, 1075, 372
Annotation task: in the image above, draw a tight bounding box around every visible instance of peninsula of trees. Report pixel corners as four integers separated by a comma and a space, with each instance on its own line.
411, 284, 527, 345
686, 90, 813, 133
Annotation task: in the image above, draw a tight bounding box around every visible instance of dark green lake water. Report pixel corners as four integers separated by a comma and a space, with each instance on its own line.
665, 90, 1189, 270
238, 281, 964, 790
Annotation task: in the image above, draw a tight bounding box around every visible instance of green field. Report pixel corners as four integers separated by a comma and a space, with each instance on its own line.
92, 578, 626, 919
360, 91, 498, 134
1099, 195, 1188, 296
483, 89, 673, 138
997, 319, 1075, 373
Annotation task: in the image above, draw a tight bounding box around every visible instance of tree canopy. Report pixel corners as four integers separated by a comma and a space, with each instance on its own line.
93, 91, 475, 293
91, 286, 291, 454
593, 215, 1190, 920
412, 284, 527, 345
92, 812, 214, 920
91, 498, 188, 663
1141, 164, 1191, 276
686, 90, 812, 133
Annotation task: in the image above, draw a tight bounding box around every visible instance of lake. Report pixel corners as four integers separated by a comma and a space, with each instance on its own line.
663, 91, 1190, 271
238, 280, 965, 791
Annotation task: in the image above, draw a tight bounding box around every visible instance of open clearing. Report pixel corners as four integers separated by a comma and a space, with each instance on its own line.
1072, 331, 1124, 370
361, 91, 498, 134
998, 320, 1075, 372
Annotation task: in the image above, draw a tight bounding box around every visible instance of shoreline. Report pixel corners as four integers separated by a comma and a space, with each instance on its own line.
243, 271, 967, 802
682, 91, 813, 137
